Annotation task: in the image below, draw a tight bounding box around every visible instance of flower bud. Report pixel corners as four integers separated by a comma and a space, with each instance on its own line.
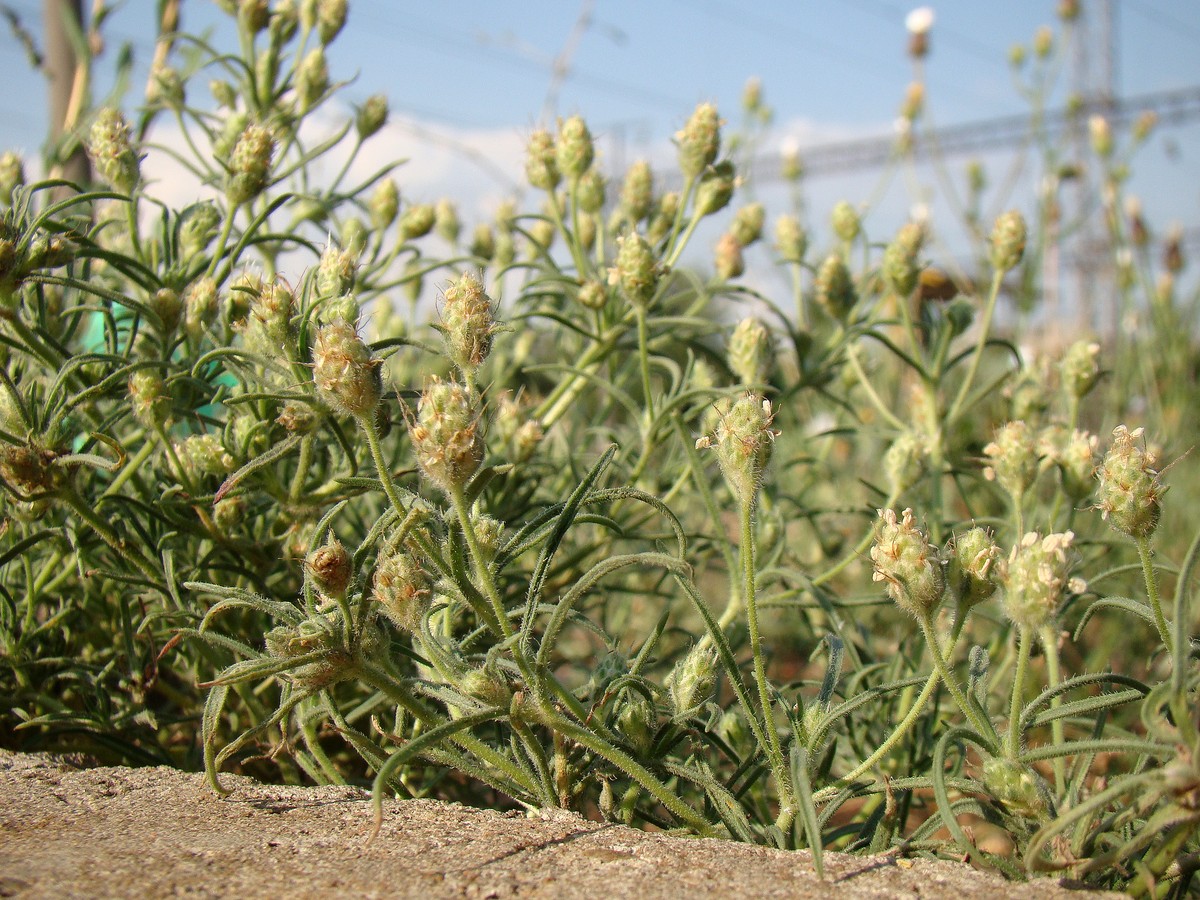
814, 253, 856, 321
989, 210, 1026, 273
210, 79, 238, 109
525, 129, 559, 191
905, 6, 934, 58
983, 420, 1039, 499
577, 168, 606, 214
694, 161, 735, 217
248, 277, 294, 345
440, 272, 496, 374
0, 444, 63, 497
883, 222, 925, 296
609, 231, 661, 307
295, 47, 329, 113
87, 108, 140, 193
176, 433, 235, 476
619, 160, 653, 223
698, 392, 776, 508
237, 0, 269, 32
947, 527, 1000, 607
179, 202, 222, 260
713, 232, 744, 281
577, 278, 608, 310
355, 93, 388, 140
129, 370, 171, 429
981, 757, 1051, 819
0, 152, 25, 204
729, 203, 765, 248
1039, 425, 1097, 502
184, 277, 219, 339
226, 123, 275, 205
306, 538, 351, 599
213, 496, 245, 533
314, 0, 347, 44
870, 508, 945, 617
435, 198, 461, 245
1095, 425, 1163, 538
555, 115, 594, 181
494, 394, 544, 464
373, 550, 430, 633
774, 215, 807, 263
277, 399, 321, 434
727, 317, 772, 386
831, 200, 860, 243
410, 377, 484, 493
399, 203, 436, 242
1002, 531, 1078, 630
469, 223, 496, 261
527, 219, 555, 255
647, 192, 680, 245
1089, 115, 1112, 158
676, 103, 721, 180
781, 144, 803, 181
884, 430, 927, 494
311, 320, 381, 418
1033, 25, 1054, 59
1059, 339, 1101, 399
461, 661, 513, 707
317, 242, 358, 297
666, 644, 719, 717
368, 178, 399, 230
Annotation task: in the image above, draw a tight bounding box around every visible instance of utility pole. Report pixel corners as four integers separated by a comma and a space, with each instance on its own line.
43, 0, 90, 190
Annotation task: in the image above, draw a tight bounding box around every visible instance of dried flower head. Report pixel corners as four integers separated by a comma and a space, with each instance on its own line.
1095, 425, 1164, 538
306, 538, 351, 599
409, 377, 484, 494
1001, 531, 1080, 630
870, 508, 945, 617
311, 320, 381, 419
714, 232, 745, 281
440, 272, 497, 374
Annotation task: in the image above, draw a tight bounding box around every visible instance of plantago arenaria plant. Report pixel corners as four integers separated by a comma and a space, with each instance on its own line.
0, 2, 1195, 892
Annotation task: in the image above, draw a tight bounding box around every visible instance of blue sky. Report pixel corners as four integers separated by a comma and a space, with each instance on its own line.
3, 1, 1199, 307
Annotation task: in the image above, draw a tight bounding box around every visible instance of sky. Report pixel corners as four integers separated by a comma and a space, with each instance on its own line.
3, 0, 1199, 322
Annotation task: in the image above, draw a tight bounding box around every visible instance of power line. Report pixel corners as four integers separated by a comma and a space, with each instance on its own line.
752, 85, 1200, 179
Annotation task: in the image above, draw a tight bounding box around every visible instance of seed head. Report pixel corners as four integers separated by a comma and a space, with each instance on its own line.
576, 278, 608, 310
440, 272, 497, 374
311, 320, 381, 419
697, 393, 777, 508
525, 129, 560, 191
989, 210, 1027, 273
469, 223, 496, 261
373, 550, 431, 633
983, 420, 1039, 499
355, 93, 388, 140
317, 242, 358, 298
609, 231, 662, 307
310, 0, 347, 44
695, 160, 736, 217
947, 526, 1001, 607
870, 508, 945, 617
1060, 340, 1101, 399
814, 253, 856, 321
619, 160, 653, 223
1001, 531, 1079, 630
1096, 425, 1164, 538
774, 215, 808, 263
0, 444, 64, 498
306, 538, 352, 599
727, 317, 772, 386
676, 103, 722, 180
226, 123, 275, 206
410, 377, 484, 494
982, 757, 1051, 819
87, 108, 141, 193
555, 115, 594, 182
176, 433, 235, 476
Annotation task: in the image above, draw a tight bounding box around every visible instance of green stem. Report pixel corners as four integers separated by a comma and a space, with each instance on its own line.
634, 304, 655, 418
846, 345, 906, 431
449, 484, 514, 643
948, 268, 1004, 423
740, 497, 795, 824
919, 613, 998, 749
1007, 625, 1032, 759
1038, 624, 1066, 796
1136, 536, 1173, 658
60, 487, 162, 588
358, 415, 408, 518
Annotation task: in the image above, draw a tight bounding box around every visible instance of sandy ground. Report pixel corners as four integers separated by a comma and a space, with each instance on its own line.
0, 750, 1121, 899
